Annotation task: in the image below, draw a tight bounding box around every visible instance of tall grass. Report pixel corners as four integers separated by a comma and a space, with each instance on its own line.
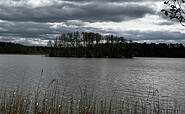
0, 75, 184, 114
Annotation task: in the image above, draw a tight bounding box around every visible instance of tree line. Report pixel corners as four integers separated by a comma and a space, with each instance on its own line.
0, 32, 185, 58
47, 32, 133, 58
134, 42, 185, 58
0, 42, 49, 54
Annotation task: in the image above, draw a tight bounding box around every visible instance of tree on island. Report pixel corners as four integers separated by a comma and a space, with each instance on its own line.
47, 32, 134, 58
161, 0, 185, 26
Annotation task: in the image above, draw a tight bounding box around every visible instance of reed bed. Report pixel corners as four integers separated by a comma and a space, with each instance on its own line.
0, 78, 185, 114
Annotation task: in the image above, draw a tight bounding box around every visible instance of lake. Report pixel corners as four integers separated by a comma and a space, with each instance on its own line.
0, 55, 185, 102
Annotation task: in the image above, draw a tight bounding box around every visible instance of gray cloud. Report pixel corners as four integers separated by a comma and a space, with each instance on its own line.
0, 20, 107, 45
64, 20, 86, 26
61, 0, 163, 2
124, 30, 185, 41
0, 2, 155, 23
0, 20, 184, 46
0, 21, 57, 38
155, 21, 175, 25
0, 18, 184, 46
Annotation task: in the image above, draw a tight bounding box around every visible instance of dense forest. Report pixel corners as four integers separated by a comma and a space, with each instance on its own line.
0, 32, 185, 58
134, 42, 185, 58
0, 42, 49, 54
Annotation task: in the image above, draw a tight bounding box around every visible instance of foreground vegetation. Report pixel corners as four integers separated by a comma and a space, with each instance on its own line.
0, 78, 185, 114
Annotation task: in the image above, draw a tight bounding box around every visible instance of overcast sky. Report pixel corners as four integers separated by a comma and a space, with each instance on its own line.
0, 0, 185, 46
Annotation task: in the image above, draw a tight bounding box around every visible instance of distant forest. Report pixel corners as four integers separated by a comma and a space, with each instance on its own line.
0, 32, 185, 58
0, 42, 49, 54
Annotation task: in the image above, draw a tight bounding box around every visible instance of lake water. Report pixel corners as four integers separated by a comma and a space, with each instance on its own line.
0, 55, 185, 101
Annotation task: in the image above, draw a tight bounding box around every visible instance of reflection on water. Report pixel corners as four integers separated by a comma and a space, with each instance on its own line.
0, 55, 185, 101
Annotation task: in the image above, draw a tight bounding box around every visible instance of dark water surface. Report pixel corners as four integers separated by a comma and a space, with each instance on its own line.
0, 55, 185, 100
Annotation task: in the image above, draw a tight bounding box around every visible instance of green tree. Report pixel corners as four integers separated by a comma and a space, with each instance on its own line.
161, 0, 185, 26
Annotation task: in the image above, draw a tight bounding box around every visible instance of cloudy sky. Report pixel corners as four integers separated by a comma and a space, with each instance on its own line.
0, 0, 185, 46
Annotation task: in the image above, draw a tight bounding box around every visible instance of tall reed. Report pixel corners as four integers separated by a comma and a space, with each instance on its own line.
0, 74, 184, 114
